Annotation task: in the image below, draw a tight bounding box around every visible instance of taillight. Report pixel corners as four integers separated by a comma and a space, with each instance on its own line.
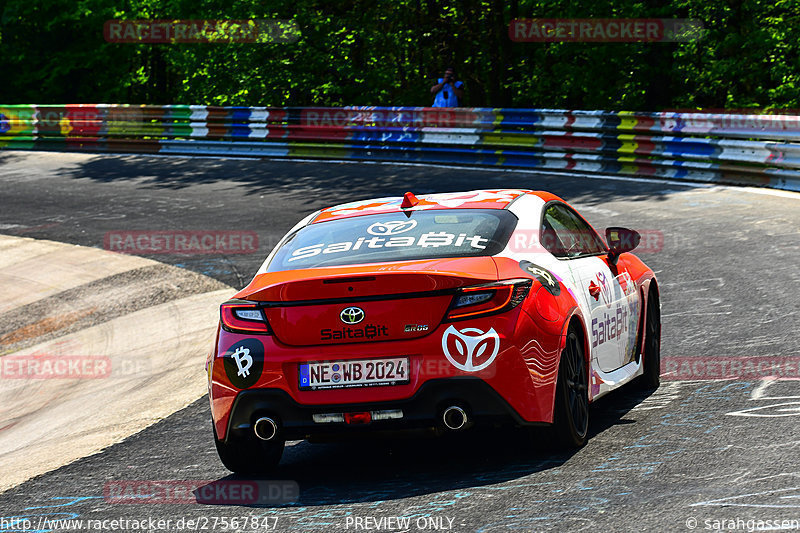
445, 279, 532, 321
220, 299, 271, 334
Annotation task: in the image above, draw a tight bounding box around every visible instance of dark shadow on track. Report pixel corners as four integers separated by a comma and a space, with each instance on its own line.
195, 384, 658, 508
50, 154, 689, 206
0, 152, 28, 166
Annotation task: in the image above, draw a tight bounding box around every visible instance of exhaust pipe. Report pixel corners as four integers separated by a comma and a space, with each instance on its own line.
253, 417, 278, 441
441, 406, 468, 431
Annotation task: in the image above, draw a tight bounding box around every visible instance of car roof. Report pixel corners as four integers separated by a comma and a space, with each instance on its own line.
312, 189, 563, 223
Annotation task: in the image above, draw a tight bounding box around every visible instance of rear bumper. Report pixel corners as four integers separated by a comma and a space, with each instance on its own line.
223, 377, 543, 442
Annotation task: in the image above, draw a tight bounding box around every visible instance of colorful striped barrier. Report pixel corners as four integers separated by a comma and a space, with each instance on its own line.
1, 104, 799, 191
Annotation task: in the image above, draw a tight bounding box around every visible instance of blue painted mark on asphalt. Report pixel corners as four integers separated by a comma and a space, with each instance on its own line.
23, 496, 102, 510
623, 435, 666, 449
697, 381, 753, 399
592, 456, 663, 475
0, 496, 103, 533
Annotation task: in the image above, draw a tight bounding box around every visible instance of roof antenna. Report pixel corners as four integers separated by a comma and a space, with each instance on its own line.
400, 191, 419, 209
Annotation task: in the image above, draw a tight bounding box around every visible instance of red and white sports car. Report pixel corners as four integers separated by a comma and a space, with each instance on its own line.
207, 189, 661, 473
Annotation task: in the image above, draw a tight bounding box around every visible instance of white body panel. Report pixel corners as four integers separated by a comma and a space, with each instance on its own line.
505, 194, 644, 400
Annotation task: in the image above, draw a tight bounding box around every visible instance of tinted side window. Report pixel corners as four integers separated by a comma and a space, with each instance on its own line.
541, 204, 606, 258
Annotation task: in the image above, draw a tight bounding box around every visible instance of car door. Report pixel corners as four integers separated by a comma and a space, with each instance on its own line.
541, 202, 636, 372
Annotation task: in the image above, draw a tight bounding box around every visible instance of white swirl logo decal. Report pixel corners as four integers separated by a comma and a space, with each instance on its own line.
367, 220, 418, 236
441, 326, 500, 372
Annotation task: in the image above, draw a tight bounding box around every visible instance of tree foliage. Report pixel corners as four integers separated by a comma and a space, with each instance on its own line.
1, 0, 798, 110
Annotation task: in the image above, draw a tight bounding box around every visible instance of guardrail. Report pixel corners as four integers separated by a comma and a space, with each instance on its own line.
1, 104, 799, 191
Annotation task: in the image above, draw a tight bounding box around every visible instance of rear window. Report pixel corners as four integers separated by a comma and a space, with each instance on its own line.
267, 209, 518, 272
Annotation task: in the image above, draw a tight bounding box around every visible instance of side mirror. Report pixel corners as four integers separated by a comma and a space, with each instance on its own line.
605, 227, 641, 265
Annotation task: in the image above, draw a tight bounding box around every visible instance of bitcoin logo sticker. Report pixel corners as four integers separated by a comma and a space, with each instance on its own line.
232, 346, 253, 378
222, 339, 264, 389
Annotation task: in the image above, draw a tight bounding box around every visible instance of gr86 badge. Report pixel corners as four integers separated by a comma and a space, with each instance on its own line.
222, 339, 265, 389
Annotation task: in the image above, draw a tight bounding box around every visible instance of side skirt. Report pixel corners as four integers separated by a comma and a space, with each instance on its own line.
589, 358, 644, 402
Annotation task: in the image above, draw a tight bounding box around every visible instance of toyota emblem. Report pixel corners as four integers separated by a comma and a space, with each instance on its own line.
340, 307, 365, 325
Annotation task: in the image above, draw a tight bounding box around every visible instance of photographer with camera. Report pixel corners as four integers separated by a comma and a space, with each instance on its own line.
431, 67, 464, 107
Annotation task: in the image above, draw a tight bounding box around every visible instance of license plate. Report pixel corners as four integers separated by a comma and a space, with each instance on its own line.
298, 358, 409, 390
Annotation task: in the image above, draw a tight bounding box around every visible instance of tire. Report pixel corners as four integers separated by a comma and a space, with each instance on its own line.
551, 328, 589, 448
213, 423, 284, 475
638, 287, 661, 390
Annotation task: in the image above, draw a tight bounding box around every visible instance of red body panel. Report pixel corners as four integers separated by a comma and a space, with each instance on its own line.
265, 295, 453, 345
237, 257, 499, 301
210, 307, 551, 440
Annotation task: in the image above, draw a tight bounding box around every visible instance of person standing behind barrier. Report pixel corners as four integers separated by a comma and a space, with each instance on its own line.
430, 67, 464, 107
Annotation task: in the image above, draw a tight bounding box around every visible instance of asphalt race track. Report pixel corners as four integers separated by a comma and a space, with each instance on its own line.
1, 151, 799, 532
